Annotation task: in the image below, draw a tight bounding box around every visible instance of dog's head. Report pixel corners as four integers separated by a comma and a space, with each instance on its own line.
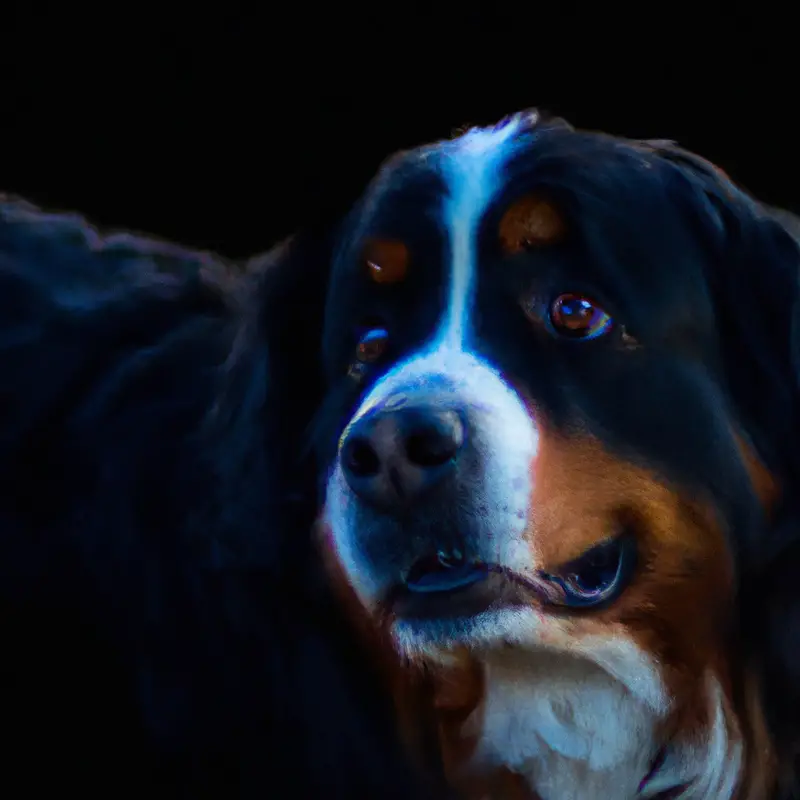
292, 111, 800, 798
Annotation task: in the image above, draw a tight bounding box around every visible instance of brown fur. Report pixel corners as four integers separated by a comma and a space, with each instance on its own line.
363, 237, 409, 284
498, 194, 567, 253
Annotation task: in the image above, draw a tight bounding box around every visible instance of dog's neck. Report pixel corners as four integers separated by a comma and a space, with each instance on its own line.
427, 649, 745, 800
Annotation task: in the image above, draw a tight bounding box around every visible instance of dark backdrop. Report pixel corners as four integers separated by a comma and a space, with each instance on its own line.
3, 7, 796, 258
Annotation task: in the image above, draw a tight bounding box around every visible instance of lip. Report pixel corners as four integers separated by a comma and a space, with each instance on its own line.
383, 564, 558, 621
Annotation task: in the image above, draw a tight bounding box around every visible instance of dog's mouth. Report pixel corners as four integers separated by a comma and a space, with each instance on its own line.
382, 555, 560, 622
381, 533, 635, 623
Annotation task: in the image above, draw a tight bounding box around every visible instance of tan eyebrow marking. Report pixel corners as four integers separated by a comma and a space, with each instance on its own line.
498, 194, 567, 254
363, 238, 409, 285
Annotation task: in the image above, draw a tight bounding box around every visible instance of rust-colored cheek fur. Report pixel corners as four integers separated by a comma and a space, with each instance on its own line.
522, 426, 778, 791
527, 427, 735, 700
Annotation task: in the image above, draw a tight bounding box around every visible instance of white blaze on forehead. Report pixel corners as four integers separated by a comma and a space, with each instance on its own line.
437, 114, 533, 350
342, 113, 535, 431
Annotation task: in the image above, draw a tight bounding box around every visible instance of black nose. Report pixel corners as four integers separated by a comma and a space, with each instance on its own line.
340, 405, 465, 509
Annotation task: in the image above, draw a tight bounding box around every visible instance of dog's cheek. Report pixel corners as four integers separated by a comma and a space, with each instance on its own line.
316, 517, 381, 647
316, 517, 446, 777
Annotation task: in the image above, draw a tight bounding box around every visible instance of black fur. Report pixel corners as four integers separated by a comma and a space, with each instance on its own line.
0, 197, 447, 798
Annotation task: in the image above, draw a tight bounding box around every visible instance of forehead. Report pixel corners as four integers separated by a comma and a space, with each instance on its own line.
338, 115, 704, 270
328, 114, 717, 350
340, 114, 537, 245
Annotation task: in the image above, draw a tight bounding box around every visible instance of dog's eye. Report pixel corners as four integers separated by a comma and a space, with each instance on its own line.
539, 537, 634, 609
356, 327, 389, 363
549, 293, 613, 340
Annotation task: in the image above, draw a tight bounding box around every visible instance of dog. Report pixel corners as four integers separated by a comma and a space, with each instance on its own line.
315, 111, 800, 798
4, 109, 800, 800
0, 196, 451, 798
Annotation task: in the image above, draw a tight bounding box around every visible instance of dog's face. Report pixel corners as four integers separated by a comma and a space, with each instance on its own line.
313, 111, 798, 797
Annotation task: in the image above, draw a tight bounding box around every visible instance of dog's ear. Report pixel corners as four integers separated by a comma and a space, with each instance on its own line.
645, 141, 800, 482
194, 224, 339, 569
647, 143, 800, 792
243, 228, 333, 453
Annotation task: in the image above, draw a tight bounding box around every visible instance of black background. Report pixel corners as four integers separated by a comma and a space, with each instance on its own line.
3, 6, 797, 259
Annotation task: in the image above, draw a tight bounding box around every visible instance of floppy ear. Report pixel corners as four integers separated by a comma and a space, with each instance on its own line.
645, 142, 800, 483
647, 144, 800, 792
240, 229, 334, 510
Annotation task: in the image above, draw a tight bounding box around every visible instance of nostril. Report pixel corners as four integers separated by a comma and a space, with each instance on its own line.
404, 413, 464, 468
342, 436, 381, 477
406, 431, 452, 467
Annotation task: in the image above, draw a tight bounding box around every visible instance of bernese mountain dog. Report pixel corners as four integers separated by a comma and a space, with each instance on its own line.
316, 111, 800, 798
1, 109, 799, 799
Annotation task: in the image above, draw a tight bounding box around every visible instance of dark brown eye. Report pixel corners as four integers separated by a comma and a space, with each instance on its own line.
549, 293, 613, 340
356, 327, 389, 363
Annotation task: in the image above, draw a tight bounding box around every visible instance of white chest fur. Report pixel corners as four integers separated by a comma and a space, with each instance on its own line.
463, 650, 742, 799
469, 649, 662, 799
